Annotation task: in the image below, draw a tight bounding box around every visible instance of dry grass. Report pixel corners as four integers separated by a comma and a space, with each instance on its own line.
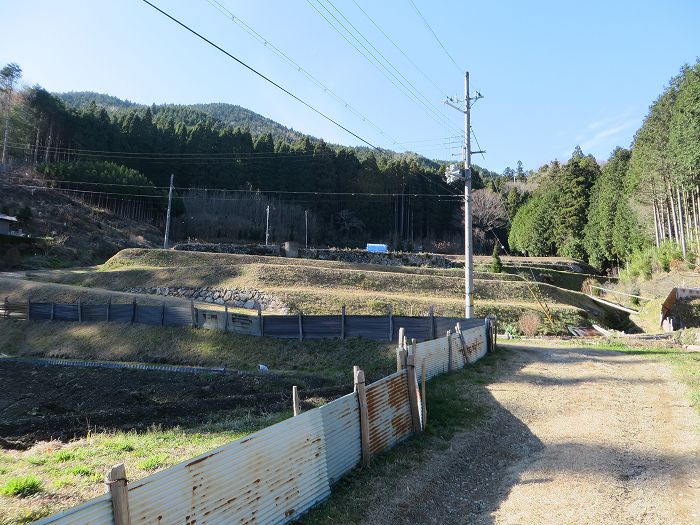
10, 248, 621, 333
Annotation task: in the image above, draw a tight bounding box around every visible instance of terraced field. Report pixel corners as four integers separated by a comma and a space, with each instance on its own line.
8, 248, 626, 332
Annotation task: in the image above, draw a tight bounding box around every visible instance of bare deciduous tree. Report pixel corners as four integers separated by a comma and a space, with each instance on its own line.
472, 189, 508, 233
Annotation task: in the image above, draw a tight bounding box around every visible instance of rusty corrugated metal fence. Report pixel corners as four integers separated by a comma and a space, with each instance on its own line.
36, 321, 491, 525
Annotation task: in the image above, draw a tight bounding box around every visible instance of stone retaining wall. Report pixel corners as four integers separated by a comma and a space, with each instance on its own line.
126, 286, 288, 313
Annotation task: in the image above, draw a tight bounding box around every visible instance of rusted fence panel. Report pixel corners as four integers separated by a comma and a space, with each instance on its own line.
125, 391, 360, 524
365, 371, 413, 457
33, 322, 491, 525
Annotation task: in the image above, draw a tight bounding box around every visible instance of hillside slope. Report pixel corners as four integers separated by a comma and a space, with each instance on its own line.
0, 170, 161, 269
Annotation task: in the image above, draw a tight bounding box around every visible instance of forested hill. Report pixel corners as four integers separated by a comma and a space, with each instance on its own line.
56, 92, 317, 147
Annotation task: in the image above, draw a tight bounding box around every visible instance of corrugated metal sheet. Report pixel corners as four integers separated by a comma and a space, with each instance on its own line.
163, 306, 192, 327
33, 324, 494, 525
34, 493, 114, 525
261, 315, 299, 338
449, 325, 486, 369
126, 391, 361, 524
392, 316, 431, 342
345, 315, 390, 340
82, 305, 108, 322
29, 302, 51, 320
53, 304, 79, 322
413, 337, 451, 382
301, 315, 342, 339
135, 305, 162, 326
108, 304, 134, 323
365, 371, 412, 456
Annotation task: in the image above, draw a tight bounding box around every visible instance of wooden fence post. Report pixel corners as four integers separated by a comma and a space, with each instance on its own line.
4, 297, 8, 320
396, 327, 405, 372
106, 297, 111, 322
447, 329, 453, 372
50, 302, 55, 321
387, 304, 393, 342
224, 305, 229, 332
341, 305, 346, 339
77, 299, 82, 323
353, 365, 360, 391
354, 367, 370, 468
258, 304, 264, 336
298, 312, 303, 341
131, 299, 136, 324
106, 463, 131, 525
161, 302, 166, 326
190, 300, 196, 328
27, 299, 30, 320
292, 385, 301, 416
421, 358, 427, 429
406, 339, 422, 434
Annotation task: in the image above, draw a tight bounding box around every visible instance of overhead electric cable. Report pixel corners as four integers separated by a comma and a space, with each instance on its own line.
305, 0, 460, 135
407, 0, 461, 73
350, 0, 448, 97
4, 181, 463, 199
140, 0, 377, 149
203, 0, 398, 145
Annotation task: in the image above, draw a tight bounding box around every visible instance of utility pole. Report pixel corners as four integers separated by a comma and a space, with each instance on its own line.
305, 209, 309, 250
445, 72, 483, 318
265, 205, 270, 246
163, 174, 174, 249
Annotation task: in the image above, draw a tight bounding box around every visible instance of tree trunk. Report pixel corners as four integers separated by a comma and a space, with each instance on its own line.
677, 186, 687, 258
44, 121, 53, 163
667, 182, 679, 244
652, 200, 660, 247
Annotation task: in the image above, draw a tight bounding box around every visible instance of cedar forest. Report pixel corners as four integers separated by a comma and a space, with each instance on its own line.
1, 59, 699, 274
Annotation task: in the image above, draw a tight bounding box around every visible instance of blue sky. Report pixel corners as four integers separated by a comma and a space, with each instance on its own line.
1, 0, 698, 173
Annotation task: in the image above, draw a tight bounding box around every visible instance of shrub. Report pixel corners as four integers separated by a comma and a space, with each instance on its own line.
490, 243, 503, 273
518, 312, 541, 337
0, 475, 43, 497
581, 277, 598, 295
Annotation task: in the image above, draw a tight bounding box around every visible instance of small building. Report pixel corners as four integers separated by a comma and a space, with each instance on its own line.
0, 214, 18, 235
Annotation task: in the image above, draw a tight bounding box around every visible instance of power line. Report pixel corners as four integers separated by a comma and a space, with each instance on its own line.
305, 0, 460, 135
2, 178, 462, 199
407, 0, 461, 74
350, 0, 448, 98
203, 0, 398, 145
140, 0, 377, 149
322, 0, 449, 119
470, 126, 487, 163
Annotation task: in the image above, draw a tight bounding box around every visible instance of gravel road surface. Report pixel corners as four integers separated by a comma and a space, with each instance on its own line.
364, 344, 700, 524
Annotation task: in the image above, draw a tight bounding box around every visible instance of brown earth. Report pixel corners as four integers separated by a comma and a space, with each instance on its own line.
363, 344, 700, 525
0, 360, 345, 448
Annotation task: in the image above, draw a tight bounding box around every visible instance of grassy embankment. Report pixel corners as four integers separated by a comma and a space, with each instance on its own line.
14, 248, 620, 332
0, 321, 395, 383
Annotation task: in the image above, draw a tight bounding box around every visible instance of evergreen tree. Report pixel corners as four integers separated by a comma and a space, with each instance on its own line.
490, 242, 503, 273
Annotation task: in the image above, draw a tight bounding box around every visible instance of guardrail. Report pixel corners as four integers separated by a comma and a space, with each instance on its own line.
35, 321, 494, 525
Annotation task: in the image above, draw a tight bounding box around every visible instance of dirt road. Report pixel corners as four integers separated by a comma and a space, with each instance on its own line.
364, 344, 700, 524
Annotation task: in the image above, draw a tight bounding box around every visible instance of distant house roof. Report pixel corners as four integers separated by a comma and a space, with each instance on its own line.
0, 214, 18, 222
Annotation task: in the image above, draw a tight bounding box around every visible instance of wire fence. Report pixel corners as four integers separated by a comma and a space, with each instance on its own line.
35, 321, 494, 525
3, 297, 485, 342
